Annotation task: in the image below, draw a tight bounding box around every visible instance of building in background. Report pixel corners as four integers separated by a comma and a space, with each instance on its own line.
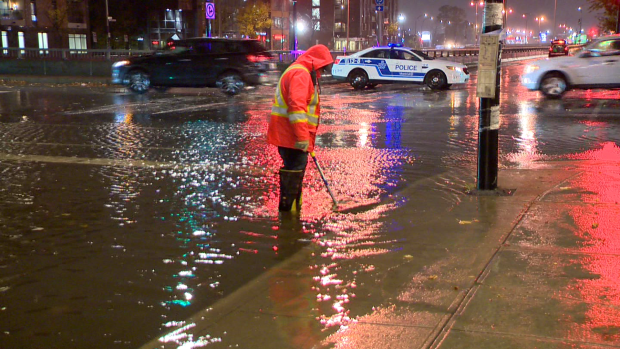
1, 0, 90, 51
0, 0, 400, 53
293, 0, 398, 51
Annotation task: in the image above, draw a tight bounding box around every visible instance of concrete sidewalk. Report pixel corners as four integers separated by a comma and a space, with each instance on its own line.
140, 159, 620, 349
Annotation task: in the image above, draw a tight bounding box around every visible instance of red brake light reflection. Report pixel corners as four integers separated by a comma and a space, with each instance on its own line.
246, 55, 269, 63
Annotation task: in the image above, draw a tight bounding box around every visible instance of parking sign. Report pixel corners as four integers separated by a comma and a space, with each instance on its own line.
206, 3, 215, 20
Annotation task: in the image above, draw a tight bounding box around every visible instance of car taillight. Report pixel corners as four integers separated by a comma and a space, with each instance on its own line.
564, 46, 569, 51
463, 67, 469, 75
549, 47, 553, 51
246, 54, 270, 63
334, 58, 340, 64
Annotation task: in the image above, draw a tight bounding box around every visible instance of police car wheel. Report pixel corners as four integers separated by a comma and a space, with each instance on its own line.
349, 70, 369, 90
425, 70, 447, 90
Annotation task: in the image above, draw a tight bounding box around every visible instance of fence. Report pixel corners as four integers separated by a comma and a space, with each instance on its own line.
0, 45, 573, 77
0, 45, 558, 63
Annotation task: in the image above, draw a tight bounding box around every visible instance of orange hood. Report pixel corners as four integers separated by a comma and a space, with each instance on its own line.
293, 44, 334, 73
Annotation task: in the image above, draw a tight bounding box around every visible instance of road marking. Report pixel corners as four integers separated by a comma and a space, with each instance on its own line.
0, 153, 267, 175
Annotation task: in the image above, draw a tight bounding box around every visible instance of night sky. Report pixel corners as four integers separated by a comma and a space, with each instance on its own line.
398, 0, 602, 35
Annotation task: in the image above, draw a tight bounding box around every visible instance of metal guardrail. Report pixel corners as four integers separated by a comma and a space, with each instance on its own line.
0, 45, 557, 65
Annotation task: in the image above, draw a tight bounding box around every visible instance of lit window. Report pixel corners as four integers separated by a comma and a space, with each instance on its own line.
18, 32, 25, 55
1, 31, 8, 55
38, 32, 48, 54
312, 0, 320, 6
30, 1, 37, 22
68, 33, 87, 53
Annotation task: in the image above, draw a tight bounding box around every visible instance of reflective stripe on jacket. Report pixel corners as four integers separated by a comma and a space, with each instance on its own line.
267, 65, 319, 152
267, 44, 333, 153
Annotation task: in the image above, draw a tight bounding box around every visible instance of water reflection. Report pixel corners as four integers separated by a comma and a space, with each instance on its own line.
563, 144, 620, 342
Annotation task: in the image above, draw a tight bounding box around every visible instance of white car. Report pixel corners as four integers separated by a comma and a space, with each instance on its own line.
331, 45, 470, 90
521, 35, 620, 98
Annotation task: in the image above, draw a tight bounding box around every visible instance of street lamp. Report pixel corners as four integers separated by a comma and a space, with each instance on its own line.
523, 13, 530, 43
105, 0, 110, 51
470, 1, 484, 45
346, 0, 350, 52
413, 13, 425, 42
536, 16, 544, 38
553, 0, 557, 39
577, 7, 582, 37
398, 14, 406, 44
502, 8, 513, 28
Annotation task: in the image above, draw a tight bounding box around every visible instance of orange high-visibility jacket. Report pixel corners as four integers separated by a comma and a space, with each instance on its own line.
267, 45, 334, 153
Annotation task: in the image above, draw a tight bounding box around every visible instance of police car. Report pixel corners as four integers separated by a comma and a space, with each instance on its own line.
331, 44, 470, 90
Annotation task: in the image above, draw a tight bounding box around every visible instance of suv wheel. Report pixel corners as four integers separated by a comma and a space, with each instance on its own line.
128, 71, 150, 94
425, 70, 447, 90
217, 72, 244, 96
349, 70, 369, 90
540, 73, 567, 99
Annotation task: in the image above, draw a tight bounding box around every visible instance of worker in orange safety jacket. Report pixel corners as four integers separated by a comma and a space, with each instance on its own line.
267, 44, 334, 213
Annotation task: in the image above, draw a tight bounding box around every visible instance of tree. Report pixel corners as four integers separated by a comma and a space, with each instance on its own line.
587, 0, 620, 33
387, 22, 399, 43
237, 2, 272, 39
213, 0, 237, 37
42, 3, 68, 47
435, 5, 467, 45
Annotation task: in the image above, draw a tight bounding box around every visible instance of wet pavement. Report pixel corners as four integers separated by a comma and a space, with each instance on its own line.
0, 59, 620, 349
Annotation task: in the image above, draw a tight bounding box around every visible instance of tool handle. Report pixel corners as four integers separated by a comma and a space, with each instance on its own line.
310, 152, 339, 206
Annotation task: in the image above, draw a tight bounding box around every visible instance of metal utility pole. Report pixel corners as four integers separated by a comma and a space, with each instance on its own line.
105, 0, 110, 50
292, 0, 297, 50
476, 0, 503, 191
377, 10, 383, 46
553, 0, 557, 38
346, 0, 350, 51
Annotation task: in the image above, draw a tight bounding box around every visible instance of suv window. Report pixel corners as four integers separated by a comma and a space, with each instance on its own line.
245, 41, 268, 53
195, 41, 227, 54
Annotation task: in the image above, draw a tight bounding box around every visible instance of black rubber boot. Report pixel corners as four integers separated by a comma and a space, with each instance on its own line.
278, 169, 305, 212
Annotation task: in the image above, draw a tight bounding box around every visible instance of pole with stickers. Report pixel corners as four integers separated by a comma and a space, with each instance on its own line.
475, 0, 503, 191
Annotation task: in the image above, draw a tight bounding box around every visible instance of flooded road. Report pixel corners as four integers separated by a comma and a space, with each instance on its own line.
0, 59, 619, 348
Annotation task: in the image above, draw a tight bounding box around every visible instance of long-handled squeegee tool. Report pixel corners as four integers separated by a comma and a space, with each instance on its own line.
310, 151, 339, 210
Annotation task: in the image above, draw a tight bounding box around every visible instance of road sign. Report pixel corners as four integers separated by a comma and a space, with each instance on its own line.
375, 0, 384, 4
376, 5, 383, 11
206, 3, 215, 20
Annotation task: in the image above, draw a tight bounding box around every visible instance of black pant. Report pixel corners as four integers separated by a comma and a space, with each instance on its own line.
278, 147, 308, 170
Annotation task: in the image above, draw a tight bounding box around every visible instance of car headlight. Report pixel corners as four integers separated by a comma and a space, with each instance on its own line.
446, 66, 462, 72
112, 60, 130, 68
524, 65, 540, 74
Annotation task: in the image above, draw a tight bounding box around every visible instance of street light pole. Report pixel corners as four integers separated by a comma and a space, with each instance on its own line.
292, 0, 297, 51
105, 0, 110, 51
577, 7, 582, 38
553, 0, 557, 38
346, 0, 350, 52
476, 0, 504, 191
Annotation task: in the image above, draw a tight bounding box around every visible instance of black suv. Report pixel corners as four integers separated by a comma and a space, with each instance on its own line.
111, 38, 276, 95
